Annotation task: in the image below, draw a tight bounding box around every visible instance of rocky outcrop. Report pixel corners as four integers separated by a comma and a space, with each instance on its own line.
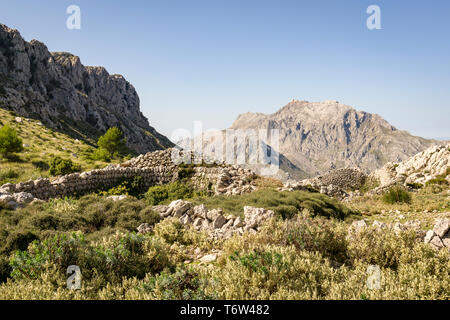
145, 199, 275, 240
370, 144, 450, 190
0, 23, 173, 153
424, 218, 450, 252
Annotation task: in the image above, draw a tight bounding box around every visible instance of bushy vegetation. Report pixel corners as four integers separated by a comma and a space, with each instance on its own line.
145, 182, 207, 205
0, 125, 23, 158
91, 147, 112, 162
0, 195, 161, 259
382, 186, 411, 204
425, 177, 449, 187
48, 156, 81, 176
0, 109, 117, 184
0, 168, 19, 185
98, 176, 146, 197
192, 189, 356, 220
0, 209, 447, 300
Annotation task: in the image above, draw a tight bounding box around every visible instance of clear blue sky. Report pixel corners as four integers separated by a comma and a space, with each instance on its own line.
1, 0, 449, 140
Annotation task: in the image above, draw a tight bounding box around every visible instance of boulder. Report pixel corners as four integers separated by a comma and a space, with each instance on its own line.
168, 200, 192, 218
433, 219, 450, 238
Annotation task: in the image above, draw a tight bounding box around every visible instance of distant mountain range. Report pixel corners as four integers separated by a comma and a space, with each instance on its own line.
182, 100, 439, 179
0, 23, 173, 154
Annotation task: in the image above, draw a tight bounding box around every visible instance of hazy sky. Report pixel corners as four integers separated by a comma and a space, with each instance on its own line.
1, 0, 449, 140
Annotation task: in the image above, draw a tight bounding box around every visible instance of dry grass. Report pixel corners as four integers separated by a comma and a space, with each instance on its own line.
0, 109, 119, 184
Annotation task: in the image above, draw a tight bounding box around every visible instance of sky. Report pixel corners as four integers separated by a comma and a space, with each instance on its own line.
0, 0, 449, 140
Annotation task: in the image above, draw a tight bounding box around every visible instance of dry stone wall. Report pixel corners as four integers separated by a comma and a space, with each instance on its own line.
0, 148, 257, 209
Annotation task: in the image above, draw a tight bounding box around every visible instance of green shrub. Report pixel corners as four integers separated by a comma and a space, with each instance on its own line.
92, 147, 111, 162
98, 176, 146, 197
145, 182, 201, 205
0, 256, 11, 284
406, 182, 423, 189
425, 177, 449, 186
0, 168, 19, 184
97, 127, 127, 156
142, 267, 215, 300
278, 215, 348, 263
178, 166, 196, 180
48, 156, 81, 176
4, 231, 39, 253
9, 232, 172, 285
192, 189, 355, 220
382, 186, 411, 204
0, 125, 23, 158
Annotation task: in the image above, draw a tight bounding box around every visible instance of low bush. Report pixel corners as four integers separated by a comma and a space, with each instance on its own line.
92, 148, 111, 162
0, 195, 161, 256
425, 177, 449, 186
178, 166, 196, 180
192, 189, 355, 220
48, 156, 81, 176
8, 232, 173, 289
141, 267, 215, 300
0, 168, 19, 184
406, 182, 423, 189
98, 176, 146, 197
0, 125, 23, 158
382, 186, 411, 204
145, 182, 205, 205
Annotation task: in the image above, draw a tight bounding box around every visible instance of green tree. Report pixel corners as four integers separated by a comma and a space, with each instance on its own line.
97, 127, 127, 157
0, 125, 23, 158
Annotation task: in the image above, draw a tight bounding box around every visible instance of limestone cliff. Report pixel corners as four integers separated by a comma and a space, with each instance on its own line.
0, 23, 173, 153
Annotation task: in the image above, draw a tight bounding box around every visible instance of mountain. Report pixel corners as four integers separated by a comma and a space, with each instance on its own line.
185, 99, 438, 179
0, 23, 173, 154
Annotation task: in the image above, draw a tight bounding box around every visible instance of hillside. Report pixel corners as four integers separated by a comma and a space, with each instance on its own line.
0, 108, 117, 185
0, 23, 173, 154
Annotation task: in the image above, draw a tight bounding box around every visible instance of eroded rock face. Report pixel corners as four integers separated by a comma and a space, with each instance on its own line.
0, 23, 173, 154
370, 144, 450, 190
185, 100, 438, 180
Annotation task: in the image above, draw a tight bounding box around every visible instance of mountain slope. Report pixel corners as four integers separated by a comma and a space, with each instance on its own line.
0, 23, 173, 154
193, 100, 438, 179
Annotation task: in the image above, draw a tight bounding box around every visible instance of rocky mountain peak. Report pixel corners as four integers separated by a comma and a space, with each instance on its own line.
229, 99, 437, 179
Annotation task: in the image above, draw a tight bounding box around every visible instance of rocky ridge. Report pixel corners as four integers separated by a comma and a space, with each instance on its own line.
227, 100, 438, 179
369, 144, 450, 191
0, 23, 173, 153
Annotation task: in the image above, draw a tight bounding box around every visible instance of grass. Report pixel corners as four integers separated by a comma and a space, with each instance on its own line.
0, 109, 119, 184
0, 195, 161, 257
382, 186, 411, 204
347, 185, 450, 229
192, 188, 357, 220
